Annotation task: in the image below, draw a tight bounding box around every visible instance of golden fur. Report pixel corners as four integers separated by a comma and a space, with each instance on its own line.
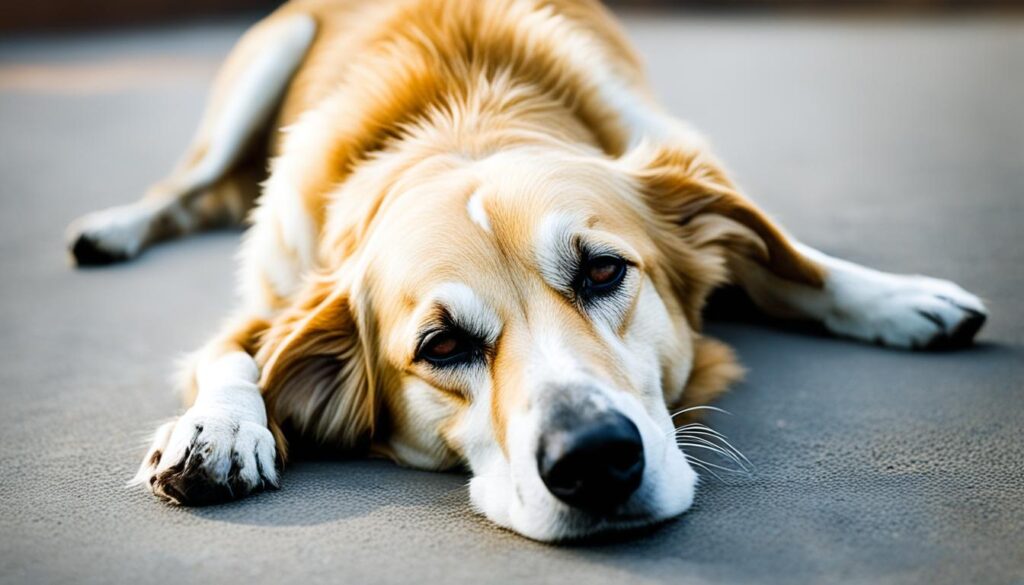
73, 0, 987, 540
221, 0, 824, 460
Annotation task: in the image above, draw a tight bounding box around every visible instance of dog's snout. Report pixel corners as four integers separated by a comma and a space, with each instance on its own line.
537, 410, 644, 513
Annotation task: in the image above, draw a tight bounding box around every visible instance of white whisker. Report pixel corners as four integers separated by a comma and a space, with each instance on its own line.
681, 447, 750, 475
678, 439, 741, 465
669, 405, 731, 419
674, 422, 727, 438
671, 415, 753, 466
688, 459, 726, 482
677, 429, 753, 469
668, 421, 723, 439
677, 440, 748, 472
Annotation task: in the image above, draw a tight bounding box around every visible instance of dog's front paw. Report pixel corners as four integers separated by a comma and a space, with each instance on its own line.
826, 274, 987, 350
134, 411, 279, 506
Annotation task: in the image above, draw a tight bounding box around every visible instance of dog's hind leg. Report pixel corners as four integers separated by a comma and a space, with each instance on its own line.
728, 241, 989, 350
66, 13, 317, 266
629, 136, 989, 350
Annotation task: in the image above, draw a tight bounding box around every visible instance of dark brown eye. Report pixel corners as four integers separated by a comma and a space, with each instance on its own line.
588, 258, 621, 285
419, 330, 476, 366
426, 335, 459, 358
582, 255, 626, 295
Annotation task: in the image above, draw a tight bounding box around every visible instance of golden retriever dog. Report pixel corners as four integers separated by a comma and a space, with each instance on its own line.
67, 0, 987, 541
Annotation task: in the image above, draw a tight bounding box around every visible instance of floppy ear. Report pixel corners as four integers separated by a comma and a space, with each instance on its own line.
625, 143, 825, 327
256, 274, 377, 451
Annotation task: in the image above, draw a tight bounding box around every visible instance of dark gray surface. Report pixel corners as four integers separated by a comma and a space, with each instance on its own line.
1, 14, 1022, 585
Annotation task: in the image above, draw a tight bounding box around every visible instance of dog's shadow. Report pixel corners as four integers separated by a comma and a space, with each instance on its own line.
189, 456, 472, 528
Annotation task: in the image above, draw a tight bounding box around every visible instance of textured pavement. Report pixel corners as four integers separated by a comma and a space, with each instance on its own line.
1, 13, 1022, 585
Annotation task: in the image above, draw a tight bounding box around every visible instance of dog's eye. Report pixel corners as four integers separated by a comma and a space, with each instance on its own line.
418, 330, 476, 366
580, 254, 627, 296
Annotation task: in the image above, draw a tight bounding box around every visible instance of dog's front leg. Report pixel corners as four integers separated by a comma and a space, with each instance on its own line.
133, 320, 280, 505
733, 242, 988, 349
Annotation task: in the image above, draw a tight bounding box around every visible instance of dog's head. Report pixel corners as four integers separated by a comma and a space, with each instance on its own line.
257, 140, 820, 541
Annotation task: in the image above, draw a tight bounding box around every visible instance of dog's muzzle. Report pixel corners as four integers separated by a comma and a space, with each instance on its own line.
536, 408, 645, 514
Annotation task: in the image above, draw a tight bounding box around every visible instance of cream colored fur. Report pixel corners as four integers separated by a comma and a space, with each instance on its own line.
67, 0, 988, 541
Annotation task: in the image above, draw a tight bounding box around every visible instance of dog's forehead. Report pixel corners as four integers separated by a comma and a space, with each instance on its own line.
363, 150, 641, 310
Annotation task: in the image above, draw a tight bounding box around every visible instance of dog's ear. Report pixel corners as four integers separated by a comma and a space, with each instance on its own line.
624, 143, 825, 327
672, 337, 745, 424
256, 274, 377, 450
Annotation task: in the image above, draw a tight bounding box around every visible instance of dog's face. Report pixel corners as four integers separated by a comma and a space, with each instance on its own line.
368, 146, 699, 541
260, 142, 784, 541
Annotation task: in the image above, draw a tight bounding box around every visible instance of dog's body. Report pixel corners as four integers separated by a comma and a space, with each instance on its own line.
68, 0, 987, 541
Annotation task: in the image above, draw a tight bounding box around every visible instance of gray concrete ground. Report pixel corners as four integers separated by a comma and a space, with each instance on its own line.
1, 12, 1022, 585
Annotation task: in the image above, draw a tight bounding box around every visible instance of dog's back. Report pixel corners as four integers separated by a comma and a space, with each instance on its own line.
273, 0, 644, 130
66, 0, 649, 266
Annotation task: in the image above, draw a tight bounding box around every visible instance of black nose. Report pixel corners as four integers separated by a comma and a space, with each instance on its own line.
537, 411, 645, 513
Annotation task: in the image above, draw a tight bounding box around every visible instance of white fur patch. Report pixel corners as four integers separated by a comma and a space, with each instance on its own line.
466, 189, 491, 232
193, 351, 266, 425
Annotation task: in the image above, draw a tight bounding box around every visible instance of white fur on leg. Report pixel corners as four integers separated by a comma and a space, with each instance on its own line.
134, 351, 278, 504
741, 243, 988, 349
181, 14, 317, 190
797, 244, 988, 348
67, 15, 317, 265
67, 202, 158, 260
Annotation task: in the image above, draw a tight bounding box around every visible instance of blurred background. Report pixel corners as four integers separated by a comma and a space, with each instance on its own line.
2, 0, 1023, 30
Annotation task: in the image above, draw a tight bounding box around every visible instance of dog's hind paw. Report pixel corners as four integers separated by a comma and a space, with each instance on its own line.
134, 413, 279, 506
66, 204, 155, 266
825, 273, 987, 350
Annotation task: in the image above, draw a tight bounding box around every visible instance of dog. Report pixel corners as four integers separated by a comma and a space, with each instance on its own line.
67, 0, 988, 541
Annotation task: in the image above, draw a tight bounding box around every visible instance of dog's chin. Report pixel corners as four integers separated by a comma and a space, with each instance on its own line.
469, 446, 698, 543
523, 497, 693, 544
